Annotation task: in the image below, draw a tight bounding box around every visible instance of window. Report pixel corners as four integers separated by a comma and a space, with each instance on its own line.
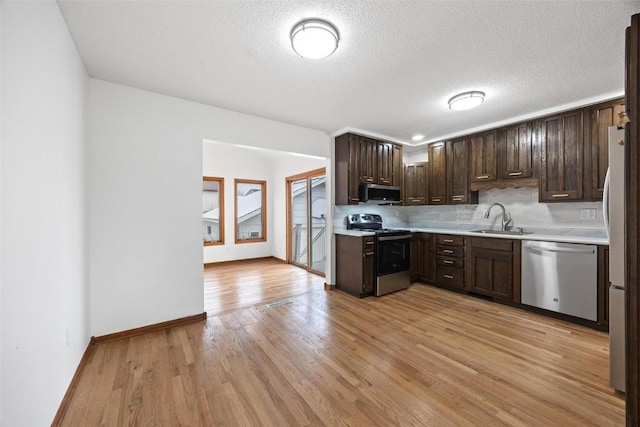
235, 179, 266, 243
203, 177, 224, 246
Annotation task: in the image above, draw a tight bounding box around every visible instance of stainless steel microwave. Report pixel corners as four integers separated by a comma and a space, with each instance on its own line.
358, 183, 401, 203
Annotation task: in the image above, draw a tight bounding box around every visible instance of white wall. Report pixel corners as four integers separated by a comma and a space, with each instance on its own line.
1, 1, 89, 425
89, 80, 330, 336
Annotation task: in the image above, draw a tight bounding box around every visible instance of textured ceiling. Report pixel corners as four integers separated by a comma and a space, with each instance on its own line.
57, 0, 639, 146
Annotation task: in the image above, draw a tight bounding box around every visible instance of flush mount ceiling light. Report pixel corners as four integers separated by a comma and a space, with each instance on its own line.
448, 91, 485, 111
412, 134, 424, 142
290, 19, 339, 59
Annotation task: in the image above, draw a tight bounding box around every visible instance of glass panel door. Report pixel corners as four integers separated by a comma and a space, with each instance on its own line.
290, 179, 308, 268
309, 176, 326, 274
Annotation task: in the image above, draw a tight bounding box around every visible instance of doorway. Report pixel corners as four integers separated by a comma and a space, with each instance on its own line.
287, 168, 327, 276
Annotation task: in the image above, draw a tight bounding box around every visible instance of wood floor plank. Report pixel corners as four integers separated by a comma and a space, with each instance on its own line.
59, 259, 624, 426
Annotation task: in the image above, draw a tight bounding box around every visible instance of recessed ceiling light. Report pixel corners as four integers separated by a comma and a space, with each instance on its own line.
412, 135, 424, 142
448, 91, 485, 111
290, 19, 340, 59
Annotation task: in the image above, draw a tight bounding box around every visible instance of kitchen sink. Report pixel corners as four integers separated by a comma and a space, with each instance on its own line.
471, 229, 532, 236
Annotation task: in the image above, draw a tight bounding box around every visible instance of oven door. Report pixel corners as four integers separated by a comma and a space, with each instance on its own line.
376, 235, 411, 275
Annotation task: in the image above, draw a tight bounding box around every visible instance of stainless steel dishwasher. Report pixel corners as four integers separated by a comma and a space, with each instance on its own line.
521, 240, 597, 321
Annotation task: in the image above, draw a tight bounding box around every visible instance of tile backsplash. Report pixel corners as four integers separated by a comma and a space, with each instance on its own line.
334, 187, 605, 231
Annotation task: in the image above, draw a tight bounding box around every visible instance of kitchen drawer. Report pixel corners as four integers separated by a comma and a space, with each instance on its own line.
437, 245, 464, 258
437, 255, 464, 268
436, 235, 464, 246
470, 237, 513, 252
362, 237, 375, 250
437, 267, 465, 288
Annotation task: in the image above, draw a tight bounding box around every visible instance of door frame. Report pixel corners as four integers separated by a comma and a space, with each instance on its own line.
625, 13, 639, 425
286, 167, 326, 277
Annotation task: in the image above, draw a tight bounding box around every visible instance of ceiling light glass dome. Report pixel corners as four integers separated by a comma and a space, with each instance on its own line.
448, 91, 486, 111
290, 19, 340, 59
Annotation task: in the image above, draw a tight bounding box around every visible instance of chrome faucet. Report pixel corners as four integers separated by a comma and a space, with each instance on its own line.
484, 203, 512, 231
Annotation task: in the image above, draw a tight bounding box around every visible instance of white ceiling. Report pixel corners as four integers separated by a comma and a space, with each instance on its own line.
57, 0, 639, 146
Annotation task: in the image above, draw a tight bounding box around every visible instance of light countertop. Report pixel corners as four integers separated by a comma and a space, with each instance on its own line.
334, 226, 608, 245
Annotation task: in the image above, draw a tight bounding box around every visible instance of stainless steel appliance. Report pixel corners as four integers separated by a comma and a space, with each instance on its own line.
521, 240, 597, 321
603, 125, 626, 392
346, 214, 411, 296
358, 184, 402, 204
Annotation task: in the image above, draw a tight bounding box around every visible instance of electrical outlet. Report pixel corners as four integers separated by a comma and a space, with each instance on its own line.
580, 208, 597, 220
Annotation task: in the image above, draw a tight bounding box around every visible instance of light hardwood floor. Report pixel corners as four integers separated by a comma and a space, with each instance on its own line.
61, 259, 624, 426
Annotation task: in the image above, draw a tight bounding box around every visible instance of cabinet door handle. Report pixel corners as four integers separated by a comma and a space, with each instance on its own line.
452, 196, 464, 201
476, 175, 489, 180
443, 250, 454, 254
431, 198, 442, 202
366, 178, 374, 182
508, 172, 523, 176
443, 260, 454, 265
365, 241, 375, 245
363, 252, 375, 256
443, 239, 454, 243
551, 193, 570, 198
443, 274, 454, 279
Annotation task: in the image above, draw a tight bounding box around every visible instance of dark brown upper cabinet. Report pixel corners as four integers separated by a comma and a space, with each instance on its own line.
404, 162, 428, 205
588, 98, 627, 200
499, 121, 537, 181
391, 144, 403, 186
358, 136, 378, 184
470, 130, 498, 183
377, 142, 393, 185
335, 133, 404, 205
447, 138, 478, 204
428, 142, 447, 205
539, 109, 584, 202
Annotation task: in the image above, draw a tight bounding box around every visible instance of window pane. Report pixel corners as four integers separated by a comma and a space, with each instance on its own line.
235, 180, 266, 242
203, 177, 223, 245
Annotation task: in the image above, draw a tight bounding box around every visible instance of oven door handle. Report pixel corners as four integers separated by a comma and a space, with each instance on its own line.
377, 234, 412, 242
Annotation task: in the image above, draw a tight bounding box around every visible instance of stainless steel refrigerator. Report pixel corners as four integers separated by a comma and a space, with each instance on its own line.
604, 125, 626, 392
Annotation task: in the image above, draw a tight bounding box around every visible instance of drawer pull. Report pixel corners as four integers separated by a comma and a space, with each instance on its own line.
508, 172, 523, 177
443, 274, 454, 279
365, 241, 374, 245
363, 252, 374, 256
551, 193, 570, 198
476, 175, 489, 180
412, 198, 422, 202
443, 250, 454, 254
443, 260, 454, 265
366, 178, 374, 182
443, 239, 454, 243
452, 196, 464, 201
431, 197, 441, 202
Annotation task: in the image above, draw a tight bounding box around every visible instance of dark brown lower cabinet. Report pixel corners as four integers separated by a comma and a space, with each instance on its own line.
335, 234, 375, 298
597, 245, 610, 327
435, 234, 466, 290
410, 233, 436, 283
467, 237, 521, 303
